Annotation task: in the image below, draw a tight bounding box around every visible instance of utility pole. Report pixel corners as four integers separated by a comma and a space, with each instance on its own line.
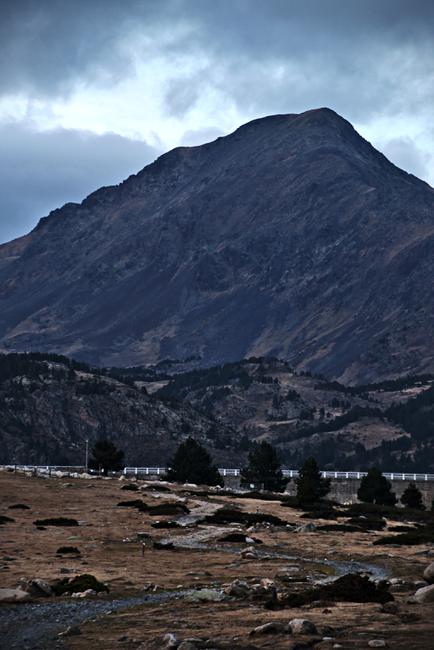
85, 439, 89, 473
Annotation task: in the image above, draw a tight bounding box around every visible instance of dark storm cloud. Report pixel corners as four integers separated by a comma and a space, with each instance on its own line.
2, 1, 434, 243
0, 123, 158, 243
2, 0, 434, 103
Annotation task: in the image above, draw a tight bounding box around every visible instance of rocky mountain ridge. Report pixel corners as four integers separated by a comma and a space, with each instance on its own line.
1, 108, 434, 382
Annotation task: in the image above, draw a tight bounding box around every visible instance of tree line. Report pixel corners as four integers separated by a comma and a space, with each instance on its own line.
91, 436, 428, 510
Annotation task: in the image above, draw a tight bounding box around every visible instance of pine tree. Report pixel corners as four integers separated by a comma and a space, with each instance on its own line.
166, 437, 222, 486
88, 439, 124, 475
241, 441, 286, 492
296, 457, 331, 506
400, 482, 425, 510
357, 467, 397, 506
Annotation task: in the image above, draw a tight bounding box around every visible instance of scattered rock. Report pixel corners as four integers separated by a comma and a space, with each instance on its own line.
368, 641, 387, 648
23, 578, 52, 597
71, 588, 96, 598
0, 588, 32, 603
295, 523, 317, 533
240, 547, 259, 560
288, 618, 318, 634
423, 562, 434, 584
162, 633, 178, 648
251, 622, 287, 635
177, 642, 198, 650
58, 625, 81, 637
410, 584, 434, 603
153, 541, 174, 550
381, 602, 399, 614
225, 579, 250, 598
185, 588, 226, 603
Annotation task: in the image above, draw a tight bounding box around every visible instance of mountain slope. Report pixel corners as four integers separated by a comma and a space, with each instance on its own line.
1, 108, 434, 382
0, 353, 236, 465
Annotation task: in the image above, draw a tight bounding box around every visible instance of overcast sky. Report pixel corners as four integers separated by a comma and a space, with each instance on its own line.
1, 0, 434, 243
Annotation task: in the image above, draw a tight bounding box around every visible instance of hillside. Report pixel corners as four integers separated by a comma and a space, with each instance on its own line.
1, 109, 434, 382
117, 357, 434, 472
0, 353, 236, 466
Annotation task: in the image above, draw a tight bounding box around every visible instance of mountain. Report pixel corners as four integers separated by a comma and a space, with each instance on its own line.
1, 108, 434, 383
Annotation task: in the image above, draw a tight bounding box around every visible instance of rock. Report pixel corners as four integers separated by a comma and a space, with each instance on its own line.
162, 633, 178, 648
71, 588, 96, 598
251, 622, 287, 635
23, 578, 52, 597
368, 641, 386, 648
185, 588, 226, 603
58, 625, 81, 637
413, 580, 428, 589
178, 642, 198, 650
410, 584, 434, 603
240, 547, 258, 559
288, 618, 318, 635
381, 602, 399, 614
0, 588, 32, 603
423, 562, 434, 584
295, 523, 317, 533
225, 579, 250, 598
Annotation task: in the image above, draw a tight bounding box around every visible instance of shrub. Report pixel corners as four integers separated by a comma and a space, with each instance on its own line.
373, 527, 434, 545
275, 573, 393, 607
205, 507, 286, 526
53, 574, 109, 595
33, 517, 78, 526
56, 546, 80, 555
0, 515, 14, 525
117, 500, 149, 512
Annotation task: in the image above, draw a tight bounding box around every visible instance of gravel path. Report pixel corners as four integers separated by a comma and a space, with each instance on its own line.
0, 591, 188, 650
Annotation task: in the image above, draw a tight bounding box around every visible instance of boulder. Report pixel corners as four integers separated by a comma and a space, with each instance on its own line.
295, 523, 317, 533
23, 578, 52, 597
240, 547, 258, 559
423, 562, 434, 584
0, 588, 32, 603
288, 618, 318, 635
185, 588, 226, 603
225, 580, 250, 598
251, 622, 287, 635
162, 633, 178, 648
368, 641, 386, 648
410, 584, 434, 603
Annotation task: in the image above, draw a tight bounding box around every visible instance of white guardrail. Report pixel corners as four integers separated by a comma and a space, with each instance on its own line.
123, 467, 434, 482
2, 465, 434, 482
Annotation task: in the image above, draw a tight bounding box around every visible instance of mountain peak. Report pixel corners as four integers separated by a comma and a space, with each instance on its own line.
0, 110, 434, 383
